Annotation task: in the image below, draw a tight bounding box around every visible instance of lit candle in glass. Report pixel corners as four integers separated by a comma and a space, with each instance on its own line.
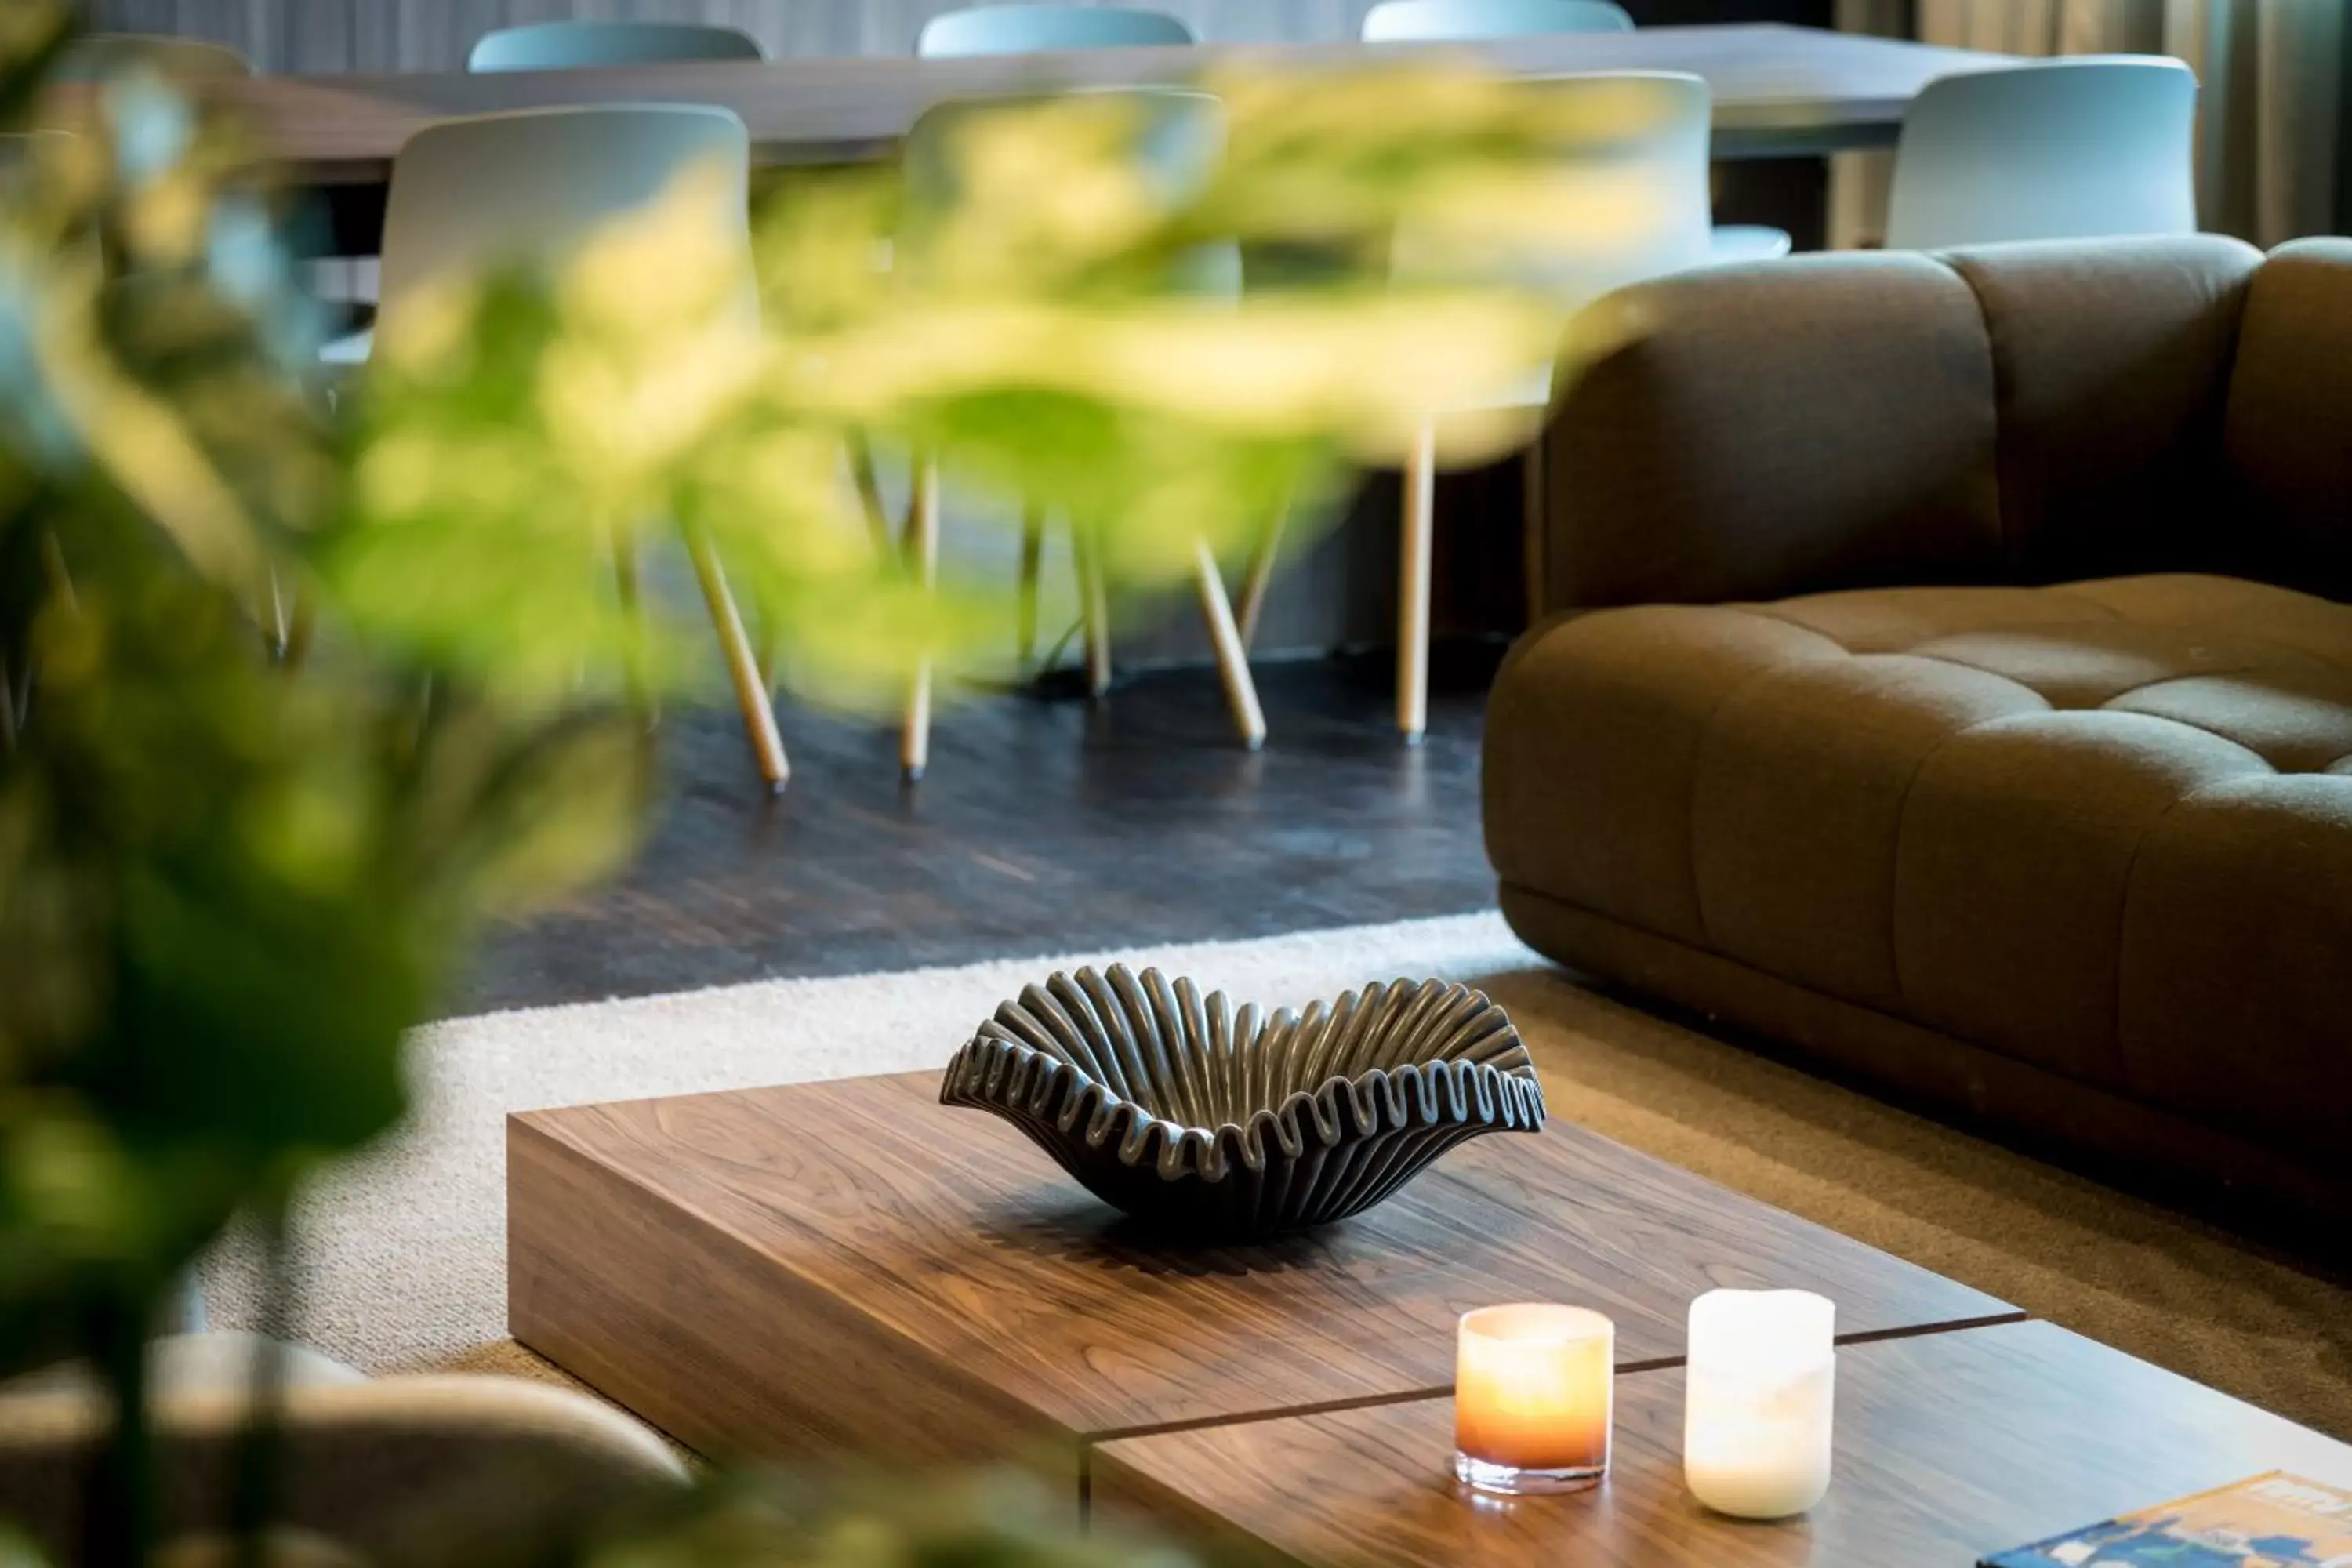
1454, 1304, 1613, 1495
1683, 1289, 1836, 1519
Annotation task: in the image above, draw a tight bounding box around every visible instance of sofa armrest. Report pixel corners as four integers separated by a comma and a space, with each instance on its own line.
1539, 251, 2005, 613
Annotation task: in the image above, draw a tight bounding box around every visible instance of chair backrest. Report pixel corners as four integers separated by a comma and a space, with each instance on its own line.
1884, 57, 2198, 251
1392, 71, 1715, 308
467, 20, 764, 73
901, 88, 1239, 298
916, 5, 1195, 56
375, 105, 751, 336
55, 33, 252, 80
1361, 0, 1635, 41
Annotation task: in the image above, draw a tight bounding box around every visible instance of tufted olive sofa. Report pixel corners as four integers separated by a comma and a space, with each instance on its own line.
1486, 234, 2352, 1222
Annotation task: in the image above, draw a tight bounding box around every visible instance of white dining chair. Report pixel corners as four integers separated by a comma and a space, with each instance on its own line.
1352, 0, 1791, 270
1247, 71, 1749, 742
916, 5, 1195, 56
1883, 57, 2199, 251
328, 106, 793, 791
1362, 0, 1633, 39
466, 20, 764, 72
321, 20, 775, 395
902, 11, 1267, 775
890, 87, 1265, 776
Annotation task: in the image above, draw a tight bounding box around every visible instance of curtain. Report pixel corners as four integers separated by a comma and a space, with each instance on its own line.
1832, 0, 2342, 248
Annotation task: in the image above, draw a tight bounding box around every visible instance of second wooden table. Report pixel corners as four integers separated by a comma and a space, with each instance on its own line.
508, 1069, 2014, 1485
1093, 1319, 2352, 1565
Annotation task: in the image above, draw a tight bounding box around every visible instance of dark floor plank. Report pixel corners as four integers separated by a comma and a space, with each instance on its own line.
467, 653, 1499, 1013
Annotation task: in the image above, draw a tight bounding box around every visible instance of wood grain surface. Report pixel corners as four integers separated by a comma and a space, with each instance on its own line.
508, 1069, 2013, 1463
1091, 1319, 2352, 1566
197, 25, 2013, 180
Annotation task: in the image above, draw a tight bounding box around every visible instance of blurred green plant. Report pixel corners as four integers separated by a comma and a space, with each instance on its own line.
0, 8, 652, 1559
584, 1470, 1206, 1568
336, 61, 1657, 708
0, 2, 1661, 1560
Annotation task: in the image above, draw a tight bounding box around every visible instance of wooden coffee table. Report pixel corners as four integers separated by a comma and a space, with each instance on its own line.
508, 1069, 2014, 1490
1091, 1319, 2352, 1565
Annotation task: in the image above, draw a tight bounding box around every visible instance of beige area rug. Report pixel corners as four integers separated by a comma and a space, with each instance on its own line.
204, 911, 2352, 1442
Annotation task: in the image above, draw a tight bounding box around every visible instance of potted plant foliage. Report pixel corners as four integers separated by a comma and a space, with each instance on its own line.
0, 5, 1658, 1558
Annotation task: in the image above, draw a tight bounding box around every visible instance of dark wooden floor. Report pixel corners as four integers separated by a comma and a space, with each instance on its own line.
463, 651, 1501, 1014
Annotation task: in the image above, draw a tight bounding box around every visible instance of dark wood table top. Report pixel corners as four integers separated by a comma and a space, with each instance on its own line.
508, 1069, 2013, 1463
204, 24, 2015, 183
1091, 1319, 2352, 1566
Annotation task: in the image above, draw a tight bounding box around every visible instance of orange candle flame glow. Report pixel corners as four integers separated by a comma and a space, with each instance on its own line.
1454, 1303, 1613, 1473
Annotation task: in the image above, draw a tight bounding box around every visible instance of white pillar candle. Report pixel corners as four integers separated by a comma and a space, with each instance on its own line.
1683, 1289, 1836, 1519
1454, 1304, 1613, 1495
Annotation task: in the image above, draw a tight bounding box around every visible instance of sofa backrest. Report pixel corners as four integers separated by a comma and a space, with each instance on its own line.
1541, 249, 2003, 612
1940, 236, 2258, 583
2223, 238, 2352, 597
1538, 233, 2347, 614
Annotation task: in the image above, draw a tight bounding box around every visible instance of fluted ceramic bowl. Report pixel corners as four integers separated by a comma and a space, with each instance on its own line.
940, 964, 1544, 1237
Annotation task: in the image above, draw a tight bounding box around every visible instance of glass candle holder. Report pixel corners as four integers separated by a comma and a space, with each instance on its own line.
1683, 1289, 1837, 1519
1454, 1304, 1613, 1496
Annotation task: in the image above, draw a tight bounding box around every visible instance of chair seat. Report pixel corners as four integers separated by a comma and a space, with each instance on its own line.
1708, 223, 1794, 263
319, 326, 372, 365
1438, 229, 1797, 417
1468, 364, 1559, 414
1486, 572, 2352, 1162
2, 1332, 368, 1403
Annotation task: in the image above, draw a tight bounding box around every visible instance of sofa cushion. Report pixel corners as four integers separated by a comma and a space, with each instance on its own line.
1484, 574, 2352, 1156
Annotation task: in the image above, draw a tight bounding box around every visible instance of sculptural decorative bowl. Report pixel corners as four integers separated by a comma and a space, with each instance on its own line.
940, 964, 1544, 1237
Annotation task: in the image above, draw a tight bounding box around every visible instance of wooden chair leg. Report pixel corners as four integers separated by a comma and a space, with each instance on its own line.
1072, 523, 1112, 699
682, 522, 789, 793
900, 459, 941, 783
1193, 537, 1266, 751
1235, 503, 1288, 652
1397, 419, 1437, 745
1016, 503, 1045, 673
847, 432, 895, 560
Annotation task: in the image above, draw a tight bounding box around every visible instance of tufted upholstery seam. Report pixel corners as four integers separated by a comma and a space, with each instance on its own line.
1934, 249, 2023, 571
1740, 599, 2129, 644
1630, 593, 2348, 1027
2043, 592, 2352, 678
1717, 598, 2352, 772
1682, 645, 1848, 956
2107, 781, 2221, 1084
2107, 677, 2352, 772
1736, 603, 2122, 647
1878, 709, 2031, 1025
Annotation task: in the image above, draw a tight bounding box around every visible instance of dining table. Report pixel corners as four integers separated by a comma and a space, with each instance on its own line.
173, 19, 2023, 715
201, 22, 2013, 220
